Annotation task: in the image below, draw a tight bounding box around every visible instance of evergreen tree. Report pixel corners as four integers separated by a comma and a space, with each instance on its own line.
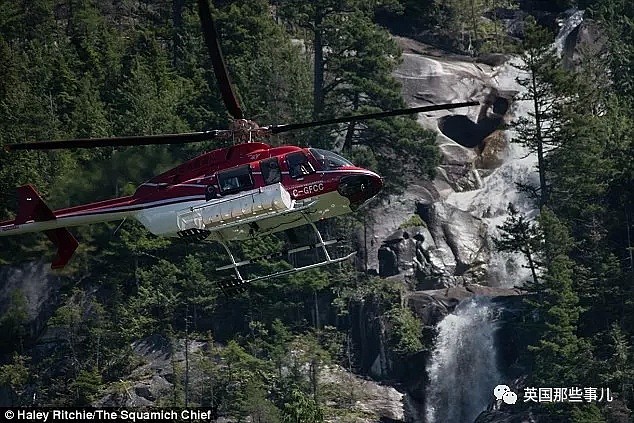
513, 17, 568, 207
494, 204, 541, 286
278, 0, 439, 193
527, 209, 586, 396
0, 353, 31, 406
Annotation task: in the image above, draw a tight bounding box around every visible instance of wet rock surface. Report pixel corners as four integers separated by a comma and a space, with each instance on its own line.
562, 19, 606, 70
474, 410, 537, 423
363, 37, 524, 291
406, 285, 524, 326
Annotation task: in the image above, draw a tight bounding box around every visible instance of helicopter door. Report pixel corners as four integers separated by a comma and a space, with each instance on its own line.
217, 165, 254, 195
260, 157, 281, 185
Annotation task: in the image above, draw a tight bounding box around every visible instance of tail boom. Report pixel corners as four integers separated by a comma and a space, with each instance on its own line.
0, 185, 134, 269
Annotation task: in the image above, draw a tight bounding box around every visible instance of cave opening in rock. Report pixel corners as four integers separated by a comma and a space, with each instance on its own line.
438, 115, 502, 148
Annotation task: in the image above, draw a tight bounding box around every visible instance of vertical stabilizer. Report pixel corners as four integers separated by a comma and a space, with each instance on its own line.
14, 185, 79, 269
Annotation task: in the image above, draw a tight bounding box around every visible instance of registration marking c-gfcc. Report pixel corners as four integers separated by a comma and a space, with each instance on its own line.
292, 183, 324, 197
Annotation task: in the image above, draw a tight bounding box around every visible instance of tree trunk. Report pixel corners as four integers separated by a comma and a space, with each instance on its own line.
172, 0, 185, 68
342, 93, 359, 152
470, 0, 479, 51
342, 121, 356, 152
626, 206, 633, 271
313, 290, 320, 330
524, 246, 539, 287
531, 71, 548, 207
185, 305, 190, 408
312, 10, 324, 120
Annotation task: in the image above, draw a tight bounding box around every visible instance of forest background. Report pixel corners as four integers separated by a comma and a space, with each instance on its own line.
0, 1, 632, 422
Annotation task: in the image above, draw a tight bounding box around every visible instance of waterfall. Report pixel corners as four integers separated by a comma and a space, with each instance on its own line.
445, 56, 539, 288
425, 297, 501, 423
555, 9, 585, 55
444, 8, 586, 288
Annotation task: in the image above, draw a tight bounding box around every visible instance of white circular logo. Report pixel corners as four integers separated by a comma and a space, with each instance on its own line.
503, 391, 518, 405
494, 384, 510, 400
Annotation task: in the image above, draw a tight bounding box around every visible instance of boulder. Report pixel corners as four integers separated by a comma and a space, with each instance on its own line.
437, 136, 478, 166
418, 201, 490, 286
321, 365, 406, 422
406, 285, 523, 326
562, 20, 606, 71
436, 164, 483, 192
377, 225, 451, 284
359, 181, 440, 273
476, 130, 509, 170
474, 410, 536, 423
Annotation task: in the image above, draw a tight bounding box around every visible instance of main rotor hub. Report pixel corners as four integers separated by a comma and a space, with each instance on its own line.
230, 119, 269, 143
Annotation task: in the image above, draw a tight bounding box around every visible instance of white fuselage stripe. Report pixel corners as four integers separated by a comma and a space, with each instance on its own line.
57, 195, 207, 218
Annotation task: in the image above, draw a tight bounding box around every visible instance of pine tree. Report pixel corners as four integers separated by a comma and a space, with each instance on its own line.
527, 209, 585, 387
278, 0, 439, 193
494, 204, 541, 286
513, 17, 570, 207
0, 353, 31, 406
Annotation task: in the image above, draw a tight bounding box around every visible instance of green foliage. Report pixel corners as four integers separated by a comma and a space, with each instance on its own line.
570, 404, 607, 423
435, 0, 519, 54
0, 290, 29, 353
590, 0, 634, 99
278, 0, 439, 193
0, 1, 632, 419
71, 368, 103, 406
494, 204, 541, 286
596, 323, 634, 400
526, 210, 585, 385
385, 306, 423, 356
0, 353, 30, 405
280, 387, 324, 423
399, 214, 425, 229
512, 16, 570, 206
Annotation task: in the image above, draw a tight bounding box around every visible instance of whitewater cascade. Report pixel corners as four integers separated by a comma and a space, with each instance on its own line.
424, 297, 501, 423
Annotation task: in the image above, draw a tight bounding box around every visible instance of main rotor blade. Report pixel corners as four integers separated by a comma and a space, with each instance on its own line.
5, 131, 223, 151
197, 0, 244, 119
268, 101, 479, 134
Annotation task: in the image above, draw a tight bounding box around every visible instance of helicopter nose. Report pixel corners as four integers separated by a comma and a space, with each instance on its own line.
337, 172, 383, 207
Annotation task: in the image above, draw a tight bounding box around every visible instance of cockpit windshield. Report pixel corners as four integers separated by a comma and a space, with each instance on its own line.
309, 148, 354, 170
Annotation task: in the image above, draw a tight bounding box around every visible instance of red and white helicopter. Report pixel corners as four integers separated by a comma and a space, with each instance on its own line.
0, 0, 476, 290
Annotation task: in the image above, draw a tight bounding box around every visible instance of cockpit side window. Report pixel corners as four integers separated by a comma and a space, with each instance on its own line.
308, 148, 353, 170
217, 165, 254, 194
260, 157, 281, 185
286, 152, 315, 179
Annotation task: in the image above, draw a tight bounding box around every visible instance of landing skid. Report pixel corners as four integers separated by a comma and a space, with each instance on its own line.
216, 213, 355, 294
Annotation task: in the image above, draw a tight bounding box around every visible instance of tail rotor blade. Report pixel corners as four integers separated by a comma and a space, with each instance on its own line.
197, 0, 244, 119
267, 101, 479, 134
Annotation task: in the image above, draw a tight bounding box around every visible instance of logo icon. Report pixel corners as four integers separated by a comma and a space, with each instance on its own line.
494, 384, 518, 405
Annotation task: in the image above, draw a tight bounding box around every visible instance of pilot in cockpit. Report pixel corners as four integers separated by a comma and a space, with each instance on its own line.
287, 152, 314, 178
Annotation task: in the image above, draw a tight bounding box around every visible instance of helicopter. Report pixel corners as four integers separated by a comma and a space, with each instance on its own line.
0, 0, 477, 290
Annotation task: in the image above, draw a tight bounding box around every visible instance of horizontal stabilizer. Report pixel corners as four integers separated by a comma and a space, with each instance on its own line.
15, 185, 78, 269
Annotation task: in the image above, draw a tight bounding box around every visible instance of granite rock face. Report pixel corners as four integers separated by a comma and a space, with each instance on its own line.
0, 261, 60, 337
361, 36, 524, 291
376, 201, 490, 288
406, 285, 524, 327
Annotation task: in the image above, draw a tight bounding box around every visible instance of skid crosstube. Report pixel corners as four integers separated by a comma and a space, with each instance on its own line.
215, 211, 355, 294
